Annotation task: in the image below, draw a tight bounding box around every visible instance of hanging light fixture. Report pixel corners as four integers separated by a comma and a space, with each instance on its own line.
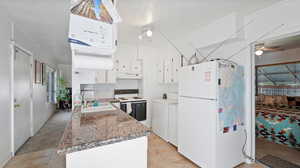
138, 27, 153, 40
146, 29, 153, 37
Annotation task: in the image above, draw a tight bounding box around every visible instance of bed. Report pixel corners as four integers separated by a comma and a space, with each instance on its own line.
256, 105, 300, 149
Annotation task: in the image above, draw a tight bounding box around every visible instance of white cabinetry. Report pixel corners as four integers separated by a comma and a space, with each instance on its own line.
115, 44, 142, 79
95, 71, 106, 83
106, 68, 117, 83
74, 69, 117, 84
152, 101, 169, 141
157, 55, 180, 84
152, 99, 178, 146
157, 62, 164, 84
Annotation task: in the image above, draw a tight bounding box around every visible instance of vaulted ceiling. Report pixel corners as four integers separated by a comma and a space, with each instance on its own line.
1, 0, 281, 65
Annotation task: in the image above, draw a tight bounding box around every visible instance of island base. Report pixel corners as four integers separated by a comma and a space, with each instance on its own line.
66, 136, 148, 168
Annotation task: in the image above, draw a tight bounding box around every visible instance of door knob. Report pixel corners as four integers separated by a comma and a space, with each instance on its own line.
14, 104, 21, 108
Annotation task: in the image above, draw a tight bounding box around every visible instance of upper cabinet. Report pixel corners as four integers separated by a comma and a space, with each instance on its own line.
114, 44, 143, 79
157, 55, 180, 84
73, 69, 117, 85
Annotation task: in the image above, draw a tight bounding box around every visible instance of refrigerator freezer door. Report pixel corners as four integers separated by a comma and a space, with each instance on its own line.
178, 96, 217, 168
179, 61, 218, 99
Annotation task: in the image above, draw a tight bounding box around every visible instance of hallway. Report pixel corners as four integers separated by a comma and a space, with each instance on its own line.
5, 111, 71, 168
5, 111, 265, 168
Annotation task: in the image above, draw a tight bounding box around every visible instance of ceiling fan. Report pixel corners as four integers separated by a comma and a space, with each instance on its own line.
255, 43, 283, 56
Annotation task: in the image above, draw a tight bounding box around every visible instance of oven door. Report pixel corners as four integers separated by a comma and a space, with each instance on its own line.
132, 101, 147, 121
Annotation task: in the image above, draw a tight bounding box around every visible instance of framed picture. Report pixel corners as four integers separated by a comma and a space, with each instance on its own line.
34, 60, 42, 84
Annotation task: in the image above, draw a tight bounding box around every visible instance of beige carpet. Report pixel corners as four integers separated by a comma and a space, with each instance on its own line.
5, 111, 265, 168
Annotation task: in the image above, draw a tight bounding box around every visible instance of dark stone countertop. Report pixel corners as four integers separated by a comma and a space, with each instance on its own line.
57, 99, 150, 155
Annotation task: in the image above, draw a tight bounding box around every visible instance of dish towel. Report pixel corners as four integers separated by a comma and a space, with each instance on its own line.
126, 102, 132, 114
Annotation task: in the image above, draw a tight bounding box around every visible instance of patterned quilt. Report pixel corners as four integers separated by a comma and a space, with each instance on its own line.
256, 105, 300, 149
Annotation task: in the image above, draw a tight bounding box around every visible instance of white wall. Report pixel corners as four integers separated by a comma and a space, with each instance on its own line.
32, 85, 56, 134
0, 12, 13, 167
256, 47, 300, 66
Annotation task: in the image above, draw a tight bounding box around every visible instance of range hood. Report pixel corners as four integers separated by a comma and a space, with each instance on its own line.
72, 48, 113, 70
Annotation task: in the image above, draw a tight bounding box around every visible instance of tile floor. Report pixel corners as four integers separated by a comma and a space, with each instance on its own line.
5, 111, 265, 168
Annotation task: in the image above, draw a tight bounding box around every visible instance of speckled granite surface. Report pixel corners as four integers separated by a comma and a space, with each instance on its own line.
57, 99, 150, 155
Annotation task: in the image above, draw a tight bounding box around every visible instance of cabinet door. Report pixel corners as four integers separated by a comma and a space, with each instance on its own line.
168, 104, 178, 146
164, 60, 172, 83
131, 60, 142, 74
152, 102, 168, 140
95, 70, 106, 83
76, 70, 96, 84
115, 44, 136, 74
106, 69, 116, 83
157, 63, 164, 84
171, 56, 180, 84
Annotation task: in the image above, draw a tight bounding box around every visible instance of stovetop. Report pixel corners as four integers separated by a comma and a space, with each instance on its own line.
115, 96, 147, 102
114, 89, 146, 102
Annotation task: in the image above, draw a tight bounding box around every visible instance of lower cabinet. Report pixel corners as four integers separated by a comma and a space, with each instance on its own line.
167, 104, 178, 146
152, 100, 178, 146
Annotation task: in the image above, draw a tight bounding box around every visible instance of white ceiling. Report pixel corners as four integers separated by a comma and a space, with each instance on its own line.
117, 0, 281, 39
1, 0, 71, 65
1, 0, 281, 64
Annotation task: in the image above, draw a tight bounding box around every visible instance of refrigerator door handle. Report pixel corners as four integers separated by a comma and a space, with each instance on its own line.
179, 96, 217, 101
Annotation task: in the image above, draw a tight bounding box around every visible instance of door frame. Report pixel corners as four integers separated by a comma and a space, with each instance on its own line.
10, 41, 34, 155
250, 30, 300, 161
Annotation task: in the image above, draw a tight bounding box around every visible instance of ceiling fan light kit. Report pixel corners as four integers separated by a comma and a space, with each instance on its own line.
255, 50, 264, 56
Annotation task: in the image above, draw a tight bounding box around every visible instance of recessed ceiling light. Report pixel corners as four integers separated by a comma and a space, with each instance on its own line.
146, 30, 153, 37
255, 50, 264, 56
138, 35, 143, 40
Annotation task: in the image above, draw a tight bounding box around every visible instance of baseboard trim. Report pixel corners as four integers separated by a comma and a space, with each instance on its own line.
0, 152, 12, 168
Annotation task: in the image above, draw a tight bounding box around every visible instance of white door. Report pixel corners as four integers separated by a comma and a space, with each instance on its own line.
178, 96, 216, 167
14, 48, 32, 152
179, 61, 217, 99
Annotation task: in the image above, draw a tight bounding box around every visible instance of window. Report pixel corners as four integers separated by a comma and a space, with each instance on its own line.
256, 62, 300, 96
46, 66, 57, 103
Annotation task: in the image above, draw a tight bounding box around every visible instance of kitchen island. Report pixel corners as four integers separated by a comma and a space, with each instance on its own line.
57, 99, 150, 168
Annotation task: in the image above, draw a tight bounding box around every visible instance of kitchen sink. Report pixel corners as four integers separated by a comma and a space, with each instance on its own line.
82, 103, 116, 113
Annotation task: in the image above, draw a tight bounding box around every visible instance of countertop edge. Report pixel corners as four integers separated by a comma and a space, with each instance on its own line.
57, 130, 150, 155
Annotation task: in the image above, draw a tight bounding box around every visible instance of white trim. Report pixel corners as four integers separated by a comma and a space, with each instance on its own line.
250, 42, 256, 163
10, 42, 14, 156
10, 41, 34, 156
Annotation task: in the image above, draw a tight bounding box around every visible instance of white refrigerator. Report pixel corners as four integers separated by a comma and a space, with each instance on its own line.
178, 60, 245, 168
